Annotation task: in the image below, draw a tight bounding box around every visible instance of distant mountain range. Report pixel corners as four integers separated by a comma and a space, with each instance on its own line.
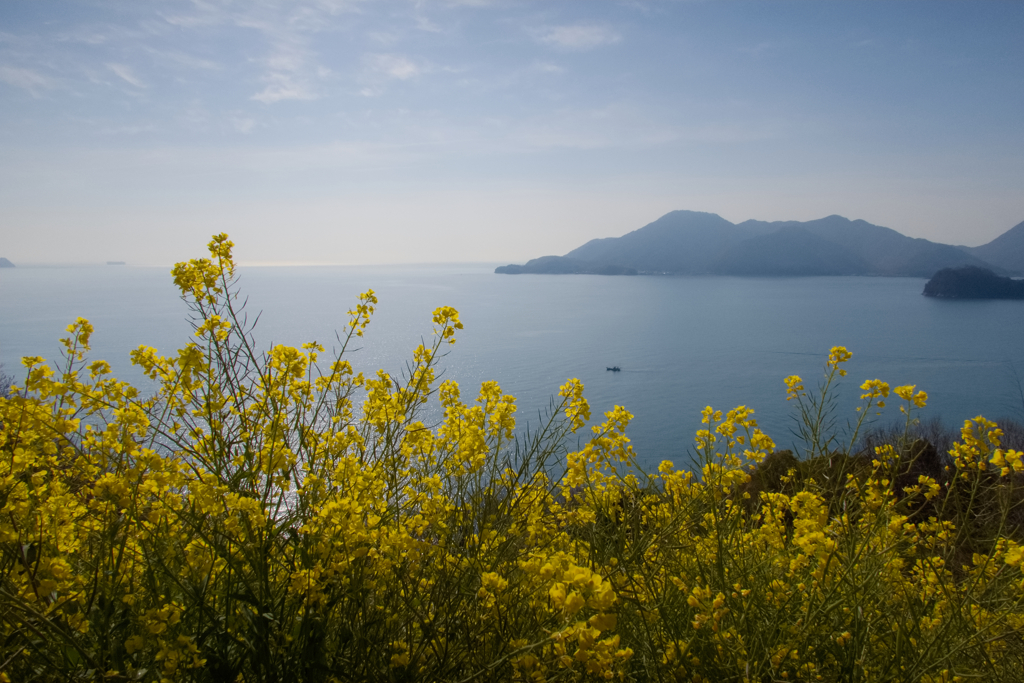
495, 211, 1024, 277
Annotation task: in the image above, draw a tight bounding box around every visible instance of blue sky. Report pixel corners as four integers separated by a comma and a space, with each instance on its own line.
1, 0, 1022, 265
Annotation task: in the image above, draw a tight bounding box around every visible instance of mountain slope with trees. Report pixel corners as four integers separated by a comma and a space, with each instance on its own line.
961, 220, 1024, 275
923, 266, 1024, 299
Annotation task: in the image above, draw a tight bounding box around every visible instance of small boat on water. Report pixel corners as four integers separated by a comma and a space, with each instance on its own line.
606, 366, 621, 372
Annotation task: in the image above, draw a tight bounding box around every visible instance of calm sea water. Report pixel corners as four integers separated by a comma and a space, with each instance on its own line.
3, 264, 1023, 471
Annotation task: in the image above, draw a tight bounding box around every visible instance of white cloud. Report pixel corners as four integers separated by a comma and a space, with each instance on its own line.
107, 63, 146, 87
98, 123, 159, 136
70, 31, 109, 46
369, 30, 401, 45
415, 16, 443, 33
251, 74, 317, 103
441, 0, 497, 6
251, 41, 320, 103
533, 62, 565, 74
0, 65, 53, 94
365, 53, 422, 80
155, 2, 342, 105
145, 47, 221, 71
533, 24, 621, 51
158, 10, 220, 29
230, 116, 257, 134
263, 45, 307, 74
177, 99, 211, 130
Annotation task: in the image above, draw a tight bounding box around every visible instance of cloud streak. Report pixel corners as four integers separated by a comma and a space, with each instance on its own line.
107, 62, 146, 87
532, 23, 621, 51
365, 53, 422, 80
251, 81, 316, 103
248, 27, 323, 103
0, 64, 53, 94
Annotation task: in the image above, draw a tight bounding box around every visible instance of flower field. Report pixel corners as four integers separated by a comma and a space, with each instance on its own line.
3, 235, 1024, 682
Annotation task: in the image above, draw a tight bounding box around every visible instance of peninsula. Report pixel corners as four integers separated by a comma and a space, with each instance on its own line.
494, 256, 636, 276
923, 266, 1024, 299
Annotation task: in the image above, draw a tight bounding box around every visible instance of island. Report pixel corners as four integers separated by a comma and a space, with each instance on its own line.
496, 210, 1024, 278
0, 258, 14, 268
923, 266, 1024, 299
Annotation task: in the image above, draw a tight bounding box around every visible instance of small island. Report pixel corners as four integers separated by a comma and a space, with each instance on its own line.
0, 258, 14, 268
923, 266, 1024, 299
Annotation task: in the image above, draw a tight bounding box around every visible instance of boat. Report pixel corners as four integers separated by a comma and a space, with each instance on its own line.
606, 366, 621, 372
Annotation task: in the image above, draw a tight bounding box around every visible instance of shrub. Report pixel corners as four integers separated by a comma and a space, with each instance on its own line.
0, 365, 12, 398
2, 234, 1024, 682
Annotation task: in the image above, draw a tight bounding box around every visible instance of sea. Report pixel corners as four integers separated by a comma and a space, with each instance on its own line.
3, 264, 1023, 472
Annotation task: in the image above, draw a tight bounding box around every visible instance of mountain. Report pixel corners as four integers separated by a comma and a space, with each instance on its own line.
923, 266, 1024, 299
961, 220, 1024, 275
0, 258, 14, 268
564, 210, 774, 274
723, 215, 989, 277
496, 211, 1004, 277
711, 225, 870, 276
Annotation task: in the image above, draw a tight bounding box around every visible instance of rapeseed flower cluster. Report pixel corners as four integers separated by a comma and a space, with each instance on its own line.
3, 234, 1024, 682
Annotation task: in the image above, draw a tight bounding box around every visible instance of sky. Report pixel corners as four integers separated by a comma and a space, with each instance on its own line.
1, 0, 1022, 266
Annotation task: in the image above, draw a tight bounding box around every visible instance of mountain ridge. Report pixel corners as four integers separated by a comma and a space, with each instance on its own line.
961, 220, 1024, 274
497, 211, 1017, 277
